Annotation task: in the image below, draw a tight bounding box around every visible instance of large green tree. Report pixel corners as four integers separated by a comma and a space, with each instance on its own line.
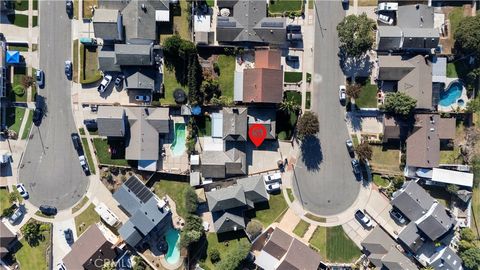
454, 15, 480, 57
180, 214, 204, 248
22, 221, 42, 246
355, 141, 373, 162
184, 187, 198, 214
296, 111, 319, 140
383, 92, 417, 116
337, 13, 376, 59
215, 241, 251, 270
461, 248, 480, 269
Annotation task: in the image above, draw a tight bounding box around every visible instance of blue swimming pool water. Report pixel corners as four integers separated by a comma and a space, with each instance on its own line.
165, 228, 180, 265
171, 123, 186, 157
439, 81, 463, 107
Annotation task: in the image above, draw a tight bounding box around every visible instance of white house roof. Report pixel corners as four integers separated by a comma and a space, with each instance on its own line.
194, 15, 211, 32
255, 250, 281, 270
234, 71, 244, 102
211, 112, 223, 138
155, 10, 169, 22
432, 168, 474, 187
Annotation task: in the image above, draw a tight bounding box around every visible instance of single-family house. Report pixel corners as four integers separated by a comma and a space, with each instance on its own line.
216, 0, 286, 46
92, 9, 124, 43
361, 227, 418, 270
254, 228, 322, 270
206, 175, 268, 233
63, 224, 119, 270
376, 4, 439, 52
121, 0, 169, 44
0, 222, 17, 259
113, 176, 172, 247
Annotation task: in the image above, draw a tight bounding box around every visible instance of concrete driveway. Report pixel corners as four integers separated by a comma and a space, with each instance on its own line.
292, 0, 361, 216
342, 216, 375, 249
52, 219, 76, 266
364, 190, 405, 238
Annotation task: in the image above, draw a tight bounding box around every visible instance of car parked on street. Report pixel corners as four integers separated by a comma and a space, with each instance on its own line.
9, 208, 23, 224
98, 75, 113, 93
355, 209, 373, 228
135, 95, 151, 102
266, 182, 281, 193
390, 208, 407, 224
66, 0, 73, 16
79, 155, 90, 176
339, 85, 346, 104
16, 183, 29, 199
39, 205, 57, 216
71, 133, 82, 153
64, 228, 73, 244
33, 107, 43, 126
36, 69, 45, 89
64, 61, 72, 79
346, 139, 354, 156
351, 159, 361, 175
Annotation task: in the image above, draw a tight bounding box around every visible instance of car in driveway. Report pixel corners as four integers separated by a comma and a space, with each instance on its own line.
287, 33, 303, 41
33, 107, 43, 126
64, 228, 74, 244
9, 208, 23, 224
286, 24, 301, 33
64, 61, 72, 78
97, 75, 113, 93
114, 76, 124, 89
36, 69, 45, 89
83, 119, 97, 131
355, 209, 373, 228
390, 208, 406, 224
16, 183, 29, 199
339, 85, 346, 104
266, 182, 281, 193
264, 172, 282, 183
39, 205, 57, 216
135, 95, 151, 102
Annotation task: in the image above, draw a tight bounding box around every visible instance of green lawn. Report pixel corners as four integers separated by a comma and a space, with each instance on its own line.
154, 180, 190, 218
293, 220, 310, 238
7, 14, 29, 27
74, 203, 100, 236
268, 0, 303, 14
217, 55, 235, 100
8, 45, 29, 52
161, 67, 186, 105
355, 78, 378, 108
0, 188, 11, 216
31, 68, 37, 102
286, 188, 295, 202
250, 193, 288, 227
72, 196, 89, 214
370, 145, 401, 173
159, 0, 190, 43
425, 186, 452, 208
284, 71, 303, 83
32, 16, 38, 27
14, 0, 29, 11
285, 91, 302, 106
372, 174, 389, 188
306, 91, 311, 109
33, 0, 38, 10
197, 115, 211, 137
201, 233, 250, 270
92, 138, 129, 166
305, 213, 326, 223
81, 138, 96, 175
35, 210, 54, 219
446, 60, 470, 79
448, 7, 464, 38
472, 187, 480, 237
79, 128, 85, 135
15, 222, 51, 270
80, 45, 102, 84
440, 147, 463, 164
351, 136, 359, 147
309, 226, 361, 263
6, 107, 26, 135
21, 110, 33, 140
206, 0, 214, 7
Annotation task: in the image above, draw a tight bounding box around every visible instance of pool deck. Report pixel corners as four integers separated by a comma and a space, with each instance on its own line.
160, 116, 189, 173
437, 78, 469, 112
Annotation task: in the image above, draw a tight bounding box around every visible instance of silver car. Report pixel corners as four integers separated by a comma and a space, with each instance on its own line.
9, 208, 23, 224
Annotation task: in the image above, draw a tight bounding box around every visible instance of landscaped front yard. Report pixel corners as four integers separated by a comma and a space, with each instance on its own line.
74, 203, 100, 236
92, 138, 129, 167
369, 145, 401, 173
6, 107, 26, 135
20, 110, 33, 140
284, 71, 303, 83
268, 0, 303, 14
15, 221, 52, 270
309, 226, 361, 263
372, 174, 389, 188
293, 220, 310, 238
153, 180, 190, 218
355, 78, 378, 108
200, 233, 251, 270
7, 14, 29, 28
0, 188, 10, 215
80, 45, 102, 84
217, 55, 235, 100
248, 193, 288, 227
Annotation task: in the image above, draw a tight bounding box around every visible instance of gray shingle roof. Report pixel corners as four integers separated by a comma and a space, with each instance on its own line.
212, 209, 246, 233
277, 239, 322, 270
236, 175, 268, 204
97, 106, 126, 137
223, 107, 247, 141
114, 44, 153, 66
98, 48, 121, 72
206, 184, 246, 212
262, 228, 293, 260
124, 68, 157, 91
247, 107, 276, 139
416, 203, 455, 241
397, 4, 434, 28
398, 222, 426, 254
430, 247, 463, 270
391, 181, 434, 221
122, 0, 160, 42
93, 9, 123, 41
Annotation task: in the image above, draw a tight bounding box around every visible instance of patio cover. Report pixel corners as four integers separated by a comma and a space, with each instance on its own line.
6, 51, 19, 64
138, 160, 157, 171
255, 250, 281, 270
211, 112, 223, 138
432, 168, 473, 187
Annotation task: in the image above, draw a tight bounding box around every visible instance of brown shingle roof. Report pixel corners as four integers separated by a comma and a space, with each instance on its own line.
262, 228, 293, 260
243, 50, 283, 103
277, 239, 322, 270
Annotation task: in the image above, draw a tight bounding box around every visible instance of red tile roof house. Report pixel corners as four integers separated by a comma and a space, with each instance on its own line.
236, 50, 284, 104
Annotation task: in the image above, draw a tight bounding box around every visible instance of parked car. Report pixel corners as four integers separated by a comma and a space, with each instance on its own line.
36, 69, 45, 89
64, 229, 73, 244
339, 85, 346, 104
286, 24, 301, 33
83, 119, 97, 131
114, 76, 124, 89
9, 208, 23, 224
39, 205, 57, 216
390, 208, 406, 224
79, 155, 90, 176
64, 61, 72, 78
56, 263, 66, 270
286, 55, 299, 62
355, 210, 373, 228
287, 33, 303, 41
378, 14, 394, 25
16, 183, 29, 199
351, 159, 361, 175
266, 182, 281, 193
135, 95, 151, 102
33, 107, 43, 126
264, 172, 282, 183
66, 0, 73, 15
71, 133, 82, 152
342, 0, 349, 4
345, 139, 354, 154
97, 75, 113, 93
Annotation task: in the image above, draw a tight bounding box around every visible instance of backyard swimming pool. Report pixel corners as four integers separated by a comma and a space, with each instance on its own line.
165, 228, 180, 265
439, 81, 463, 107
171, 123, 186, 156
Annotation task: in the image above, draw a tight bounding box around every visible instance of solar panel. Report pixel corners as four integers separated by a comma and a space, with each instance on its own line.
217, 21, 236, 27
261, 21, 284, 28
125, 176, 153, 203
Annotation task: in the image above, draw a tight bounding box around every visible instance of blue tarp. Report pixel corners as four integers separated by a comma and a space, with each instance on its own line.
191, 105, 201, 115
6, 51, 20, 64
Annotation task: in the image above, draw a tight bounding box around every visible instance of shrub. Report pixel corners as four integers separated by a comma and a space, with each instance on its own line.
13, 85, 25, 96
213, 62, 220, 75
209, 248, 221, 263
297, 111, 319, 140
215, 241, 251, 270
21, 75, 35, 88
246, 220, 263, 240
184, 187, 198, 214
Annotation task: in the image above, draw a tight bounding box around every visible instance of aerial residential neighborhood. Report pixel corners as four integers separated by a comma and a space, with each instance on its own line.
0, 0, 480, 269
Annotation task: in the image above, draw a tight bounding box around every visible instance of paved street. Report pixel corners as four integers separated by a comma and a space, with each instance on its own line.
19, 1, 88, 210
293, 0, 361, 216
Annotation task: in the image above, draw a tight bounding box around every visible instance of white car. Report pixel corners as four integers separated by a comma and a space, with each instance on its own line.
97, 75, 113, 93
378, 14, 394, 25
135, 95, 151, 102
264, 173, 282, 183
339, 85, 346, 103
355, 210, 374, 228
56, 263, 66, 270
266, 182, 281, 193
16, 183, 29, 199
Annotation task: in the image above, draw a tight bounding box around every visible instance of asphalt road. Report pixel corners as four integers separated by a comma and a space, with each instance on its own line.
19, 1, 88, 210
292, 1, 361, 216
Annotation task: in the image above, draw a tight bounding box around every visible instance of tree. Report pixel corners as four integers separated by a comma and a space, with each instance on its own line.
187, 54, 203, 105
279, 99, 300, 115
454, 15, 480, 57
102, 261, 116, 270
184, 187, 198, 214
346, 83, 362, 99
355, 141, 373, 161
246, 220, 263, 240
180, 214, 204, 248
337, 14, 376, 59
459, 240, 477, 253
461, 247, 480, 269
297, 111, 319, 140
466, 98, 480, 113
208, 248, 221, 263
201, 78, 220, 103
12, 85, 25, 96
382, 92, 417, 116
215, 241, 251, 270
21, 75, 35, 89
22, 221, 42, 246
446, 184, 459, 195
163, 35, 183, 57
461, 228, 477, 242
2, 206, 15, 218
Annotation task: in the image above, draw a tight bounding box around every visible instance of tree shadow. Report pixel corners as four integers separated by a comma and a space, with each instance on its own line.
339, 52, 373, 79
300, 135, 323, 171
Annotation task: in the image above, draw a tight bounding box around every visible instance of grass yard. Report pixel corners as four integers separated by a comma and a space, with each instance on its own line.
309, 226, 361, 263
32, 16, 38, 27
355, 78, 378, 108
425, 186, 452, 208
6, 107, 26, 135
154, 180, 190, 218
306, 91, 311, 109
81, 138, 96, 175
8, 44, 29, 52
35, 210, 54, 219
284, 71, 303, 83
369, 145, 401, 173
196, 115, 211, 137
160, 0, 190, 43
83, 0, 97, 19
15, 222, 51, 270
472, 187, 480, 237
285, 91, 302, 106
286, 188, 295, 202
268, 0, 303, 14
161, 67, 186, 105
72, 196, 89, 214
80, 45, 102, 84
74, 203, 100, 236
293, 220, 310, 238
20, 110, 33, 140
33, 0, 38, 10
352, 136, 359, 147
305, 213, 326, 223
14, 0, 29, 11
217, 55, 235, 100
0, 188, 10, 215
250, 193, 288, 227
372, 174, 389, 188
446, 60, 470, 79
440, 147, 463, 164
448, 7, 464, 38
206, 0, 214, 7
73, 0, 79, 19
72, 40, 79, 82
31, 68, 37, 102
92, 138, 129, 167
309, 226, 327, 258
7, 14, 29, 28
201, 233, 250, 270
308, 0, 313, 9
